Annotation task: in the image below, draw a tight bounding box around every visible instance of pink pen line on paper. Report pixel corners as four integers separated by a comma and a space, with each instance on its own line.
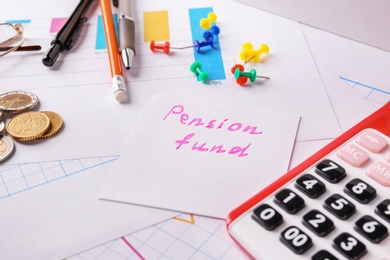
121, 236, 145, 260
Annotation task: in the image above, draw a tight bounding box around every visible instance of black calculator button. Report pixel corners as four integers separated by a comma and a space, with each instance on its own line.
344, 178, 376, 204
303, 209, 334, 237
315, 159, 346, 183
274, 188, 305, 214
295, 174, 326, 198
311, 250, 339, 260
333, 232, 366, 260
354, 215, 389, 243
324, 194, 356, 220
375, 199, 390, 224
252, 204, 283, 230
280, 226, 312, 254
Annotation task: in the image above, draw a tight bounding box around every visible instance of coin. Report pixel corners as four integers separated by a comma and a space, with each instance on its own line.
0, 135, 15, 163
6, 111, 50, 141
38, 111, 64, 139
0, 91, 39, 114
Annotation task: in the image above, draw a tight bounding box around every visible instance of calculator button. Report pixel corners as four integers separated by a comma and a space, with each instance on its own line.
366, 161, 390, 187
375, 199, 390, 224
252, 204, 283, 230
356, 129, 388, 153
354, 215, 389, 243
311, 250, 339, 260
302, 209, 334, 237
344, 178, 376, 204
274, 188, 305, 214
324, 194, 356, 220
280, 226, 312, 254
386, 152, 390, 163
295, 174, 326, 198
337, 143, 369, 167
315, 159, 346, 183
333, 232, 366, 260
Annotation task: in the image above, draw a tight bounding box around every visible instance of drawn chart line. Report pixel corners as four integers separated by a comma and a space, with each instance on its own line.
339, 76, 390, 95
121, 236, 146, 260
0, 156, 119, 200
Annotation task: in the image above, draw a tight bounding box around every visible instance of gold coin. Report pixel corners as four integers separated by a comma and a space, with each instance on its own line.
38, 111, 64, 140
6, 111, 50, 141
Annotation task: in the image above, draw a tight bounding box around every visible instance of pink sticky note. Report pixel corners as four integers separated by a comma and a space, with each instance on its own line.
50, 18, 68, 33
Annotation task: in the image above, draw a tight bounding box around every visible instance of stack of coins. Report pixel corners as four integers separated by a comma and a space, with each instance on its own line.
0, 91, 64, 163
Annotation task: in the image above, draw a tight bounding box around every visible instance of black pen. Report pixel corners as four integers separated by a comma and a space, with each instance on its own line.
42, 0, 95, 67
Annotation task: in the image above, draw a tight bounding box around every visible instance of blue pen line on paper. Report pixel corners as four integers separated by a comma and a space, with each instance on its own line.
339, 76, 390, 96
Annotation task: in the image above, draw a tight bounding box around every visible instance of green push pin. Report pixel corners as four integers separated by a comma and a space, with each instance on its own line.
190, 61, 209, 82
234, 67, 270, 83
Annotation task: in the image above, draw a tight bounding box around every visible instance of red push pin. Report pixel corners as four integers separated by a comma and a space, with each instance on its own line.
231, 64, 248, 86
150, 40, 170, 54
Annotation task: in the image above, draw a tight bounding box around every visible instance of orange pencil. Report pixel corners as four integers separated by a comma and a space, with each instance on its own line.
99, 0, 128, 102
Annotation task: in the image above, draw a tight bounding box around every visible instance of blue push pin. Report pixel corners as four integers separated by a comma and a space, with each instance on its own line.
190, 61, 209, 82
193, 37, 214, 52
202, 25, 220, 41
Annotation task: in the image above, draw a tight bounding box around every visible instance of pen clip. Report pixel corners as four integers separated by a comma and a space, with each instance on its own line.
64, 17, 88, 50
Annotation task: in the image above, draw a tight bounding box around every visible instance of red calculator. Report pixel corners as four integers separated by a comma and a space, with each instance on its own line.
227, 102, 390, 259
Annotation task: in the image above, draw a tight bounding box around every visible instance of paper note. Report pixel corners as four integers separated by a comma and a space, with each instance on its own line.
100, 94, 300, 218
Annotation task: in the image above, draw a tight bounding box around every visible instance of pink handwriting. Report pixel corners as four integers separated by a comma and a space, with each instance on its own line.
175, 132, 251, 157
164, 105, 263, 135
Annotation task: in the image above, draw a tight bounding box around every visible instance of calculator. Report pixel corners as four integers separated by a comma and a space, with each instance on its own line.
227, 102, 390, 260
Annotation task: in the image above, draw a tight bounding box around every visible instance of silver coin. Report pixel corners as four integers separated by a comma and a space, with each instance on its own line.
0, 91, 39, 114
0, 135, 15, 163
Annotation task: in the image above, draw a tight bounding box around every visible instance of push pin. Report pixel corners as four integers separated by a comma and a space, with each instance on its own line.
199, 12, 218, 30
150, 40, 171, 54
190, 61, 209, 82
150, 40, 194, 54
193, 37, 214, 52
234, 68, 270, 84
230, 64, 248, 85
252, 43, 269, 62
201, 25, 220, 42
239, 42, 269, 63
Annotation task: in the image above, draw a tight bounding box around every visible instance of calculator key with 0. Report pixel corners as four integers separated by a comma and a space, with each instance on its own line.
227, 102, 390, 259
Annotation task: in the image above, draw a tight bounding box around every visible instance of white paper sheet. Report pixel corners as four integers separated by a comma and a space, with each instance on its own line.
0, 157, 177, 259
99, 94, 300, 218
0, 0, 340, 166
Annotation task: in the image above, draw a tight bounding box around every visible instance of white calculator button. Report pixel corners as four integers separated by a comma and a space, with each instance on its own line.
337, 143, 369, 167
251, 204, 283, 230
354, 215, 389, 244
333, 232, 367, 259
386, 152, 390, 163
315, 159, 346, 183
344, 178, 377, 204
375, 199, 390, 224
324, 194, 356, 220
356, 129, 388, 153
366, 161, 390, 187
311, 250, 338, 260
280, 226, 313, 254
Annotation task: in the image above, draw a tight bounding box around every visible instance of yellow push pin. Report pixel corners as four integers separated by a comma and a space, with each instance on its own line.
199, 12, 218, 30
252, 43, 269, 62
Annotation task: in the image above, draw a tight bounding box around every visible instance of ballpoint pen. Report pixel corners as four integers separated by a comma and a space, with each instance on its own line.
99, 0, 128, 102
118, 0, 136, 70
42, 0, 95, 67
